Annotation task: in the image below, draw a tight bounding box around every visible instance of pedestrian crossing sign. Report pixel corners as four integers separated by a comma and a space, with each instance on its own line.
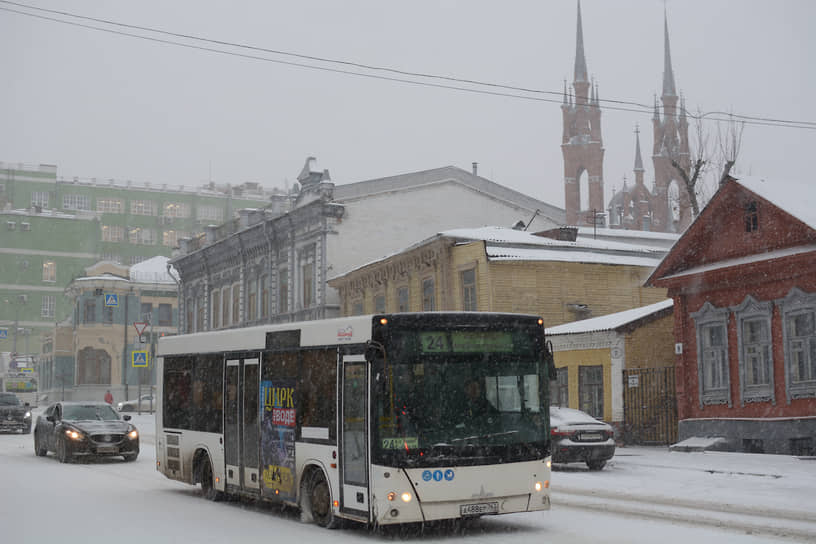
0, 328, 7, 339
105, 293, 119, 307
132, 350, 148, 367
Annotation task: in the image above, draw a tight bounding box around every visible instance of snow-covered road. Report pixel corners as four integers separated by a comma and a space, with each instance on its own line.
2, 411, 813, 543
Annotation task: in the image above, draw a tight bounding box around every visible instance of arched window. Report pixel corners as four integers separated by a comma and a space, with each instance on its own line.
578, 169, 589, 213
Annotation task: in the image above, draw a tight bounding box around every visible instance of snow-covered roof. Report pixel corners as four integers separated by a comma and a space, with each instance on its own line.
734, 175, 816, 230
486, 246, 663, 268
129, 256, 178, 284
333, 166, 565, 224
75, 274, 129, 283
576, 226, 681, 241
442, 226, 665, 255
660, 244, 816, 280
330, 225, 665, 281
546, 299, 673, 335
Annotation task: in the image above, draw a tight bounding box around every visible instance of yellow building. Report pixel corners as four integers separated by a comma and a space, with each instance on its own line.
546, 300, 677, 443
52, 257, 180, 403
329, 226, 668, 327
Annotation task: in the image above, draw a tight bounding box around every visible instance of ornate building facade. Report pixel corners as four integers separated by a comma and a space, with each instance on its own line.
563, 3, 692, 233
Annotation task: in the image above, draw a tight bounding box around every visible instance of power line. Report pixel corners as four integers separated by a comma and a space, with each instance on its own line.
2, 0, 816, 131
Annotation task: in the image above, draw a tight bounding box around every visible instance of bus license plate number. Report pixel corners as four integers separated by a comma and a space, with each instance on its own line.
460, 502, 498, 516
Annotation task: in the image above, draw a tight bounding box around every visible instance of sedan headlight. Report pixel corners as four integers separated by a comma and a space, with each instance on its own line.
127, 426, 138, 439
65, 429, 83, 440
24, 411, 31, 419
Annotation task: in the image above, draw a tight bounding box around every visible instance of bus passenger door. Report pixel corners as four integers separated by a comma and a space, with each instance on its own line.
242, 358, 260, 490
224, 357, 261, 493
340, 354, 369, 519
225, 359, 240, 489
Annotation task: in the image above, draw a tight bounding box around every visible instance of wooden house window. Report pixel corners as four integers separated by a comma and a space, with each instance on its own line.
733, 296, 774, 405
779, 288, 816, 402
692, 302, 732, 408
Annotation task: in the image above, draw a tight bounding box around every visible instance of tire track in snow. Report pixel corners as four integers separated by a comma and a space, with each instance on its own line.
553, 487, 816, 542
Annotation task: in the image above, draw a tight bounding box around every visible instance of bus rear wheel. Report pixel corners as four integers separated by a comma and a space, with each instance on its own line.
308, 470, 341, 529
200, 457, 224, 501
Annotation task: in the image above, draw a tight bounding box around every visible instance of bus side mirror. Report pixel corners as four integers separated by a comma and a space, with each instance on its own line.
545, 341, 557, 381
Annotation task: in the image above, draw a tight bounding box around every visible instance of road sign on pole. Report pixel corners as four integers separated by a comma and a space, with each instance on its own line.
0, 328, 7, 339
104, 293, 119, 307
132, 350, 148, 368
134, 322, 148, 339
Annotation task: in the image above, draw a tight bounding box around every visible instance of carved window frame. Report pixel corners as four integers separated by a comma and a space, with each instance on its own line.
777, 287, 816, 403
732, 295, 775, 406
691, 301, 731, 408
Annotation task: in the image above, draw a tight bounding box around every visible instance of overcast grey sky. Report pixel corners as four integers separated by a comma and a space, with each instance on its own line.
2, 0, 814, 210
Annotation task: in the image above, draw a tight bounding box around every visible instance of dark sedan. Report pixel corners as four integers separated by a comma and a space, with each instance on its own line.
0, 392, 32, 434
34, 401, 139, 463
550, 406, 615, 470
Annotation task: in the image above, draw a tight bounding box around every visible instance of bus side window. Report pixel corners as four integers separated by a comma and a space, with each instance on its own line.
300, 349, 337, 440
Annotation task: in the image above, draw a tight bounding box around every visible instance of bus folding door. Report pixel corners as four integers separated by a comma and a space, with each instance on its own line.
224, 357, 260, 493
340, 354, 369, 520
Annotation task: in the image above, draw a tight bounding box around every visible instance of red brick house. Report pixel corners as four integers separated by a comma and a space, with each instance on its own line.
647, 175, 816, 455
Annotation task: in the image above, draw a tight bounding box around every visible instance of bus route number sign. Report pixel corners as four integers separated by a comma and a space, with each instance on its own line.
420, 331, 513, 353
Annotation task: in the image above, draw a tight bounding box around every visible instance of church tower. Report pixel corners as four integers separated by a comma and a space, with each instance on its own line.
651, 14, 692, 232
562, 0, 604, 226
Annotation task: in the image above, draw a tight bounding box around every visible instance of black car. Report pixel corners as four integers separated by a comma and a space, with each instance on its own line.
0, 392, 32, 434
550, 406, 616, 470
34, 401, 139, 463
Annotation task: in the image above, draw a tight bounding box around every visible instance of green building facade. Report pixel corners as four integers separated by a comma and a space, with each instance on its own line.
1, 161, 291, 360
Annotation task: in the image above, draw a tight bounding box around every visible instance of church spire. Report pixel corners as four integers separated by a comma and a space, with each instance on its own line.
662, 12, 677, 98
634, 125, 644, 172
574, 0, 588, 84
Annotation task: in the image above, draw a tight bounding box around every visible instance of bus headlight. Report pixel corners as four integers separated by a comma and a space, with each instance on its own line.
534, 481, 542, 492
400, 492, 412, 503
387, 492, 396, 501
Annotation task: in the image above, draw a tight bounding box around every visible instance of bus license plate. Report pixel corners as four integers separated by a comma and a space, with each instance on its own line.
460, 502, 498, 516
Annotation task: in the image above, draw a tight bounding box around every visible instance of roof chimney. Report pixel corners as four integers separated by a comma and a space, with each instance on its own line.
472, 162, 478, 176
534, 226, 578, 242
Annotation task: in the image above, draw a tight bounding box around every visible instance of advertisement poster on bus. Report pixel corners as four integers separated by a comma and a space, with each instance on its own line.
260, 378, 296, 500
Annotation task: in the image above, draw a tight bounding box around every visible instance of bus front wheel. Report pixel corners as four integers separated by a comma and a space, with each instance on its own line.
307, 470, 341, 529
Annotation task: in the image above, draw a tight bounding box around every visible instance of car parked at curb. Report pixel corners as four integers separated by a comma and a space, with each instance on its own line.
550, 406, 615, 470
34, 401, 139, 463
117, 393, 155, 413
0, 392, 31, 434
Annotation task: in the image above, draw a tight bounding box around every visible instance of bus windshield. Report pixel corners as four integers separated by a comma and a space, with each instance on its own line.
373, 325, 551, 468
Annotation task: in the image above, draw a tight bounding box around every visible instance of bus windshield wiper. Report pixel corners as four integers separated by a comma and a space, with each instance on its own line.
451, 430, 518, 443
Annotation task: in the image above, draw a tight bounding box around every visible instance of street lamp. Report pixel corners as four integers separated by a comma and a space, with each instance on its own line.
4, 293, 27, 353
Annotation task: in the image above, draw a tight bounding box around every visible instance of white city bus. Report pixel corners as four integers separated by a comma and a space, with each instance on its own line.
155, 312, 554, 528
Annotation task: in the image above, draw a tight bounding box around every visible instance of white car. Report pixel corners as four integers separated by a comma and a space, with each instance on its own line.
550, 406, 616, 470
117, 394, 155, 413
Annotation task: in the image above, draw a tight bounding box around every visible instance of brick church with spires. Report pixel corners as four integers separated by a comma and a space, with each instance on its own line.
562, 1, 692, 233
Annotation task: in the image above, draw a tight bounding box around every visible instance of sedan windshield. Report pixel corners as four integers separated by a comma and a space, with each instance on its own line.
62, 404, 120, 421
